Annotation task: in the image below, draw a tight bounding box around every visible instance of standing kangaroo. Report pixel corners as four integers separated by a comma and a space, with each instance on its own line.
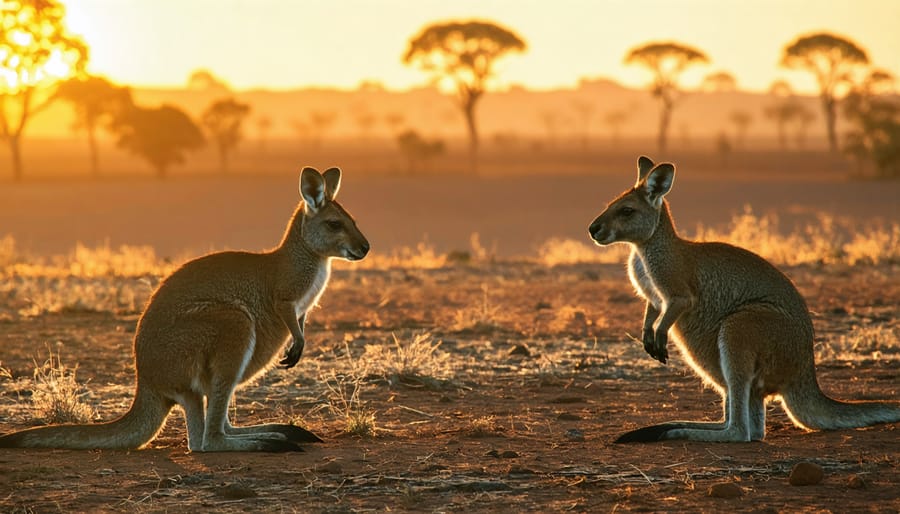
0, 166, 369, 452
589, 156, 900, 443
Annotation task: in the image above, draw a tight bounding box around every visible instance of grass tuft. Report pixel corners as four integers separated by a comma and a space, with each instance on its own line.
31, 349, 96, 425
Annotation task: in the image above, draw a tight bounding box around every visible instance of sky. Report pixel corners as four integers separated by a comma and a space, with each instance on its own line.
64, 0, 899, 94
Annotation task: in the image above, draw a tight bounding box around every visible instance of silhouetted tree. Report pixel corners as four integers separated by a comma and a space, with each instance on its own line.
793, 105, 816, 148
701, 70, 737, 93
112, 104, 205, 179
764, 80, 797, 149
187, 69, 230, 95
56, 75, 133, 176
729, 110, 753, 149
309, 110, 337, 148
404, 20, 526, 173
0, 0, 87, 181
781, 33, 869, 152
625, 41, 708, 154
603, 109, 630, 146
384, 112, 406, 136
201, 97, 251, 173
396, 129, 445, 174
352, 104, 377, 141
570, 99, 595, 150
843, 69, 900, 178
255, 115, 272, 153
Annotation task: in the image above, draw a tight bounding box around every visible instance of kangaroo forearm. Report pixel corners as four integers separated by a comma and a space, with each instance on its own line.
276, 301, 304, 340
653, 295, 692, 335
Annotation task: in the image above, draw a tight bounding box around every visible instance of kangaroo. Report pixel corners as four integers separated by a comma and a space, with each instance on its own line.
0, 166, 369, 452
588, 156, 900, 443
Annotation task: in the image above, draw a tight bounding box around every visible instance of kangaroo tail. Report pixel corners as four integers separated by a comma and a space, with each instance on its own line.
0, 385, 173, 450
781, 367, 900, 431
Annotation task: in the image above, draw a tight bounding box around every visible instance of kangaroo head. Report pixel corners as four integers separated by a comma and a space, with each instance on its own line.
298, 166, 370, 261
589, 155, 675, 246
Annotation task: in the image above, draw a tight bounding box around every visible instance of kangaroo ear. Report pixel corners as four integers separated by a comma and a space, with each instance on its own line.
322, 167, 342, 200
641, 163, 675, 207
299, 166, 326, 212
635, 155, 655, 186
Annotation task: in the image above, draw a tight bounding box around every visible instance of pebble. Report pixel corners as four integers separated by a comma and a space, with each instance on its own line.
215, 483, 258, 500
565, 428, 585, 442
789, 462, 824, 486
847, 474, 867, 489
706, 482, 744, 498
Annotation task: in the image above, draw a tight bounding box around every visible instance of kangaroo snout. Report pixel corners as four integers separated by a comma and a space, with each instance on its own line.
589, 217, 611, 245
346, 240, 370, 261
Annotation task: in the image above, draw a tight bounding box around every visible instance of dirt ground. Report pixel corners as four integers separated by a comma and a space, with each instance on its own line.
0, 262, 898, 513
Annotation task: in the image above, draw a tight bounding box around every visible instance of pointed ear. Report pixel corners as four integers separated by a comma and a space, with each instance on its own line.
641, 163, 675, 207
322, 167, 342, 200
635, 155, 655, 186
299, 166, 326, 212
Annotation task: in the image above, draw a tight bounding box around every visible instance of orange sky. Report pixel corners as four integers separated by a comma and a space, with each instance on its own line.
65, 0, 899, 94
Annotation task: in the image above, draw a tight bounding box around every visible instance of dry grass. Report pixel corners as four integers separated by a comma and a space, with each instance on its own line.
30, 348, 96, 425
818, 324, 900, 362
360, 332, 454, 388
320, 372, 377, 437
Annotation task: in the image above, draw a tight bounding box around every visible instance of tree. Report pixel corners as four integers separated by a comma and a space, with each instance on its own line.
843, 69, 900, 178
764, 79, 796, 149
111, 104, 205, 179
396, 129, 445, 174
728, 110, 753, 149
0, 0, 87, 181
404, 20, 526, 173
625, 41, 708, 154
56, 75, 133, 176
201, 97, 250, 173
255, 115, 272, 154
603, 108, 631, 146
701, 70, 737, 93
781, 32, 869, 152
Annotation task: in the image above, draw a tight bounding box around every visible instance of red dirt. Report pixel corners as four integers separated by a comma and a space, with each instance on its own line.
1, 262, 898, 513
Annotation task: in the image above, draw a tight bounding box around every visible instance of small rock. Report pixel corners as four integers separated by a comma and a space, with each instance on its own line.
484, 449, 500, 458
320, 461, 343, 474
535, 301, 552, 310
498, 450, 519, 459
215, 483, 258, 500
847, 474, 867, 489
557, 412, 581, 421
508, 344, 531, 357
789, 462, 824, 486
565, 428, 585, 442
707, 482, 744, 498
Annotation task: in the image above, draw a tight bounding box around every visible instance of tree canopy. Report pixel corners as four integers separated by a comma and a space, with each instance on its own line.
201, 97, 251, 173
0, 0, 87, 180
56, 75, 133, 175
112, 104, 205, 179
781, 32, 869, 151
624, 41, 708, 154
404, 19, 526, 173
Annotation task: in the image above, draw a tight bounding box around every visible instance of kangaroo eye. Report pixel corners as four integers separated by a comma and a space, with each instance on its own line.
326, 220, 343, 230
619, 207, 635, 217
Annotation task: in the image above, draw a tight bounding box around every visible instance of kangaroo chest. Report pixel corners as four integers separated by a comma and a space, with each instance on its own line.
292, 261, 332, 317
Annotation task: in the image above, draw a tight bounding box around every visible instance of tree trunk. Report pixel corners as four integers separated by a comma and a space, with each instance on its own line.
657, 99, 672, 155
9, 135, 23, 182
219, 145, 228, 174
463, 97, 479, 175
88, 125, 99, 177
823, 94, 838, 152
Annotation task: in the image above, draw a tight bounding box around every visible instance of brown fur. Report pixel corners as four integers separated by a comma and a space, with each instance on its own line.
589, 156, 900, 443
0, 167, 369, 452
